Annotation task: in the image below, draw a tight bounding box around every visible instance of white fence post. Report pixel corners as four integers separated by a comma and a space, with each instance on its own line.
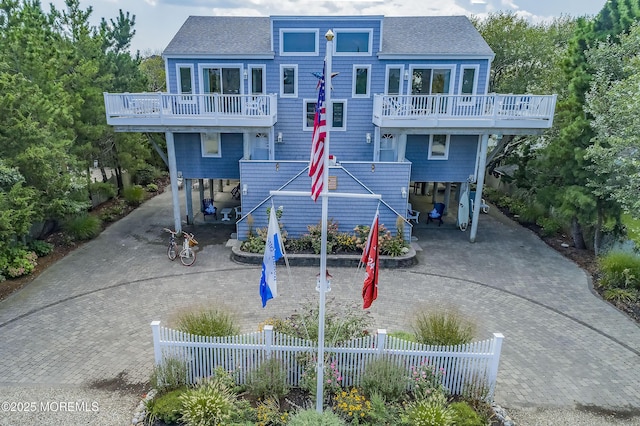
264, 325, 273, 358
150, 321, 162, 366
376, 329, 387, 357
487, 333, 504, 399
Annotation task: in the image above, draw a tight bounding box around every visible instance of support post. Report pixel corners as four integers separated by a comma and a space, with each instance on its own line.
185, 179, 193, 224
165, 132, 182, 233
487, 332, 504, 400
470, 134, 489, 243
150, 321, 162, 366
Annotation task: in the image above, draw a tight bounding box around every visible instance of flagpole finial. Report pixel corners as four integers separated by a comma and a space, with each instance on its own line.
325, 29, 334, 41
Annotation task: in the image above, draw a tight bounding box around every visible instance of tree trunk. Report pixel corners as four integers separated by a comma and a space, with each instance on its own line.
594, 208, 603, 256
571, 216, 586, 249
100, 166, 108, 183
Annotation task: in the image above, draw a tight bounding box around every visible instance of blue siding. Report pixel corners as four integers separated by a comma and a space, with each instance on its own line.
174, 133, 243, 179
237, 160, 411, 240
405, 135, 479, 182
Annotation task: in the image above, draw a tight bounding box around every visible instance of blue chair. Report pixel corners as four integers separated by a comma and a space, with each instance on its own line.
201, 198, 217, 220
427, 203, 445, 226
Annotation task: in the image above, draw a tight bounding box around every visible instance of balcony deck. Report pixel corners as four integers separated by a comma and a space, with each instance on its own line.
373, 94, 557, 134
104, 93, 277, 131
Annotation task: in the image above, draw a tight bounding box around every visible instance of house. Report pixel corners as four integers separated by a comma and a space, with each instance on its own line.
103, 15, 556, 243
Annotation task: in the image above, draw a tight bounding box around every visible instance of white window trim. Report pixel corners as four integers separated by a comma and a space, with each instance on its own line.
333, 28, 373, 56
352, 64, 371, 98
302, 99, 347, 131
279, 28, 319, 56
197, 63, 244, 95
247, 64, 266, 95
280, 64, 298, 98
384, 64, 404, 95
407, 65, 456, 95
458, 64, 479, 105
176, 63, 194, 94
201, 133, 222, 158
428, 134, 450, 160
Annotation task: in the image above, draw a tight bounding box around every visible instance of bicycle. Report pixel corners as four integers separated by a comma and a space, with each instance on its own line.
163, 229, 198, 266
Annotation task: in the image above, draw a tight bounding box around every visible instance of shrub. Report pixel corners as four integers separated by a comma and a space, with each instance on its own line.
89, 181, 117, 200
449, 401, 486, 426
150, 357, 189, 393
145, 386, 187, 425
246, 357, 290, 400
132, 164, 158, 186
256, 396, 288, 426
146, 183, 159, 192
409, 361, 446, 401
179, 378, 237, 426
360, 357, 408, 403
122, 184, 146, 206
27, 240, 53, 257
401, 390, 454, 426
598, 251, 640, 290
300, 356, 343, 400
173, 306, 240, 337
98, 200, 127, 222
287, 408, 346, 426
537, 216, 564, 238
333, 387, 372, 423
412, 307, 476, 346
367, 391, 399, 425
63, 214, 102, 241
0, 247, 38, 278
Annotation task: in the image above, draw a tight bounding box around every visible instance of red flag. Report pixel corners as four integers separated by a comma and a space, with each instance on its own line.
309, 62, 327, 202
362, 213, 379, 309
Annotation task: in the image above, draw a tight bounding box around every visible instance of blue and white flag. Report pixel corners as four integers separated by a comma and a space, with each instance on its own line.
260, 207, 284, 307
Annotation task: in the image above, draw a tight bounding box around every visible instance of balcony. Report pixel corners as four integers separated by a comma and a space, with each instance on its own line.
103, 93, 278, 130
373, 94, 557, 134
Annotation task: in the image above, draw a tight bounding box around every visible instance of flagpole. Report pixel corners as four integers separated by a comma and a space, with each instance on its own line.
316, 29, 334, 413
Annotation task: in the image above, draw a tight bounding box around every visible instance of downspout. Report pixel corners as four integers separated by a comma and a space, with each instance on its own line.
470, 133, 489, 243
166, 132, 182, 233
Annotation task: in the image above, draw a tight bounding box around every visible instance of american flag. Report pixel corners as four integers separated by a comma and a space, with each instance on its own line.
309, 63, 327, 202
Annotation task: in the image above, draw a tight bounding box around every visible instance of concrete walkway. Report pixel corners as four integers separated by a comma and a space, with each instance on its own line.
1, 188, 639, 424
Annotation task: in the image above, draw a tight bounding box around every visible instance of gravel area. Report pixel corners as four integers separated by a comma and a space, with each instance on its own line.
508, 407, 640, 425
0, 385, 139, 426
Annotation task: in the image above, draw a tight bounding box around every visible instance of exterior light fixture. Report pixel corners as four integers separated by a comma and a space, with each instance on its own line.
366, 133, 371, 144
401, 187, 407, 198
242, 184, 248, 195
277, 132, 283, 143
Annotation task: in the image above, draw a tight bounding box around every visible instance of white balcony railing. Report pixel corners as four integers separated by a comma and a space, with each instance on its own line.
373, 93, 557, 130
103, 92, 278, 128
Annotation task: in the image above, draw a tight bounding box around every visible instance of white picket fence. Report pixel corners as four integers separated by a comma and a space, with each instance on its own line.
151, 321, 504, 399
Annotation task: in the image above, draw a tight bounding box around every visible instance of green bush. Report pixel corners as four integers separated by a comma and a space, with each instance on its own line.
132, 164, 158, 186
449, 401, 487, 426
0, 247, 38, 278
150, 357, 189, 393
146, 183, 159, 192
412, 307, 476, 347
98, 200, 127, 222
173, 306, 240, 337
179, 378, 237, 426
145, 387, 187, 425
598, 251, 640, 290
287, 408, 346, 426
537, 216, 564, 237
401, 390, 454, 426
246, 357, 290, 400
122, 185, 146, 206
27, 240, 53, 257
360, 357, 408, 403
367, 391, 401, 425
63, 214, 102, 241
89, 181, 117, 200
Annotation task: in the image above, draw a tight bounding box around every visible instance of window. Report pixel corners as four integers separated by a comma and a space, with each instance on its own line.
177, 64, 193, 94
250, 133, 269, 160
380, 134, 397, 162
335, 29, 372, 55
385, 66, 403, 95
281, 65, 297, 97
201, 66, 241, 94
280, 29, 318, 55
201, 133, 221, 158
303, 99, 346, 131
459, 65, 478, 104
411, 67, 454, 95
352, 65, 371, 97
428, 134, 449, 160
248, 65, 266, 95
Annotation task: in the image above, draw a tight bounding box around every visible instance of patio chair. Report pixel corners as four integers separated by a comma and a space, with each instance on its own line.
470, 191, 490, 215
426, 202, 445, 226
407, 203, 420, 223
201, 198, 217, 220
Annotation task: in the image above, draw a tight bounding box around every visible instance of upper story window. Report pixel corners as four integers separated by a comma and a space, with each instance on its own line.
385, 65, 403, 95
248, 65, 266, 95
177, 64, 194, 94
303, 99, 346, 131
280, 65, 298, 97
201, 66, 241, 94
460, 66, 478, 95
280, 29, 318, 56
334, 29, 372, 56
352, 65, 371, 98
428, 134, 449, 160
411, 66, 455, 95
201, 133, 221, 158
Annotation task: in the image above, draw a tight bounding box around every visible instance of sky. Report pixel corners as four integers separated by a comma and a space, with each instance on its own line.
45, 0, 607, 54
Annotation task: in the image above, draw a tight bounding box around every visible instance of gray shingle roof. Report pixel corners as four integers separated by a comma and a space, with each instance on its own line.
162, 15, 494, 58
163, 16, 272, 56
381, 16, 494, 57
